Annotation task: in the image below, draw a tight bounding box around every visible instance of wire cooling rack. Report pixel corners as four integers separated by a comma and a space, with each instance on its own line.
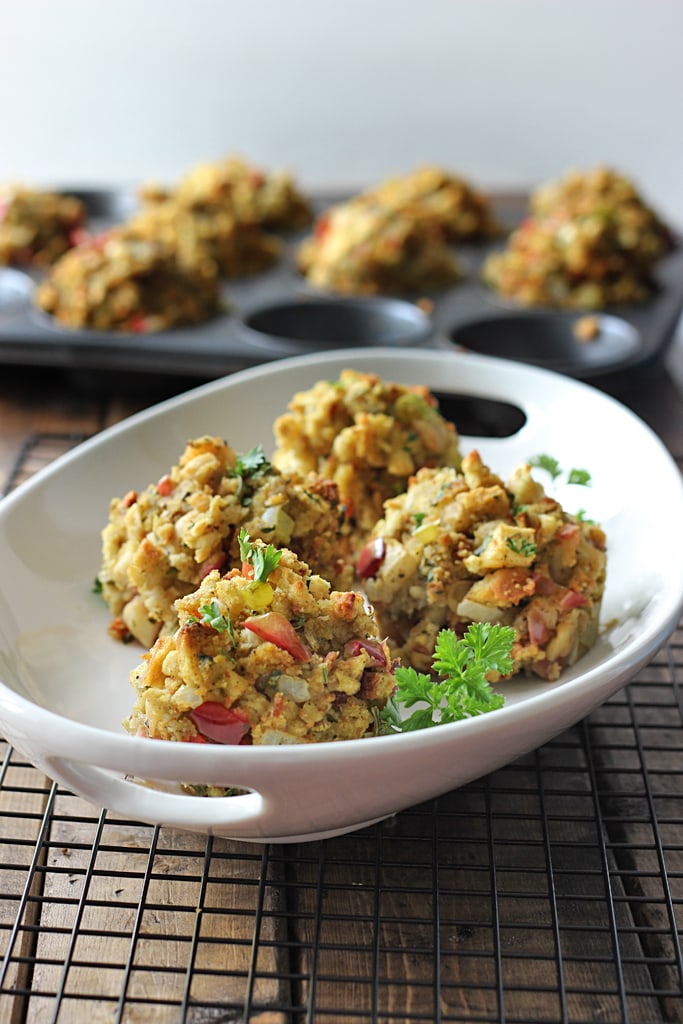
1, 435, 682, 1023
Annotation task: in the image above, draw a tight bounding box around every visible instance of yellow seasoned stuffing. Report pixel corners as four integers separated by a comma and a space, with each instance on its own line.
359, 451, 606, 681
272, 369, 462, 539
483, 166, 674, 309
297, 195, 460, 296
100, 436, 353, 646
0, 186, 87, 268
124, 545, 395, 747
34, 231, 222, 332
120, 198, 281, 278
366, 164, 501, 241
139, 154, 312, 231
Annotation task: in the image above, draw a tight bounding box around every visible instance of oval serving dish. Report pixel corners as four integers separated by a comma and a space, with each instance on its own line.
0, 348, 682, 843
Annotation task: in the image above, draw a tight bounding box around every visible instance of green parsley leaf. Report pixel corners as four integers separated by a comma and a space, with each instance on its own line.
528, 454, 591, 488
238, 526, 251, 563
196, 600, 232, 633
251, 543, 282, 583
232, 445, 271, 479
506, 536, 536, 556
567, 467, 591, 487
238, 528, 282, 583
381, 622, 513, 732
528, 454, 562, 481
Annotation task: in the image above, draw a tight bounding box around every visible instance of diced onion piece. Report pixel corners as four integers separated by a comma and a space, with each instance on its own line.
277, 675, 311, 702
173, 684, 203, 709
456, 598, 506, 624
122, 594, 161, 648
258, 729, 303, 745
413, 520, 440, 544
260, 505, 295, 543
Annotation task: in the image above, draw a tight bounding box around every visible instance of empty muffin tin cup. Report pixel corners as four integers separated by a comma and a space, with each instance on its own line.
447, 313, 642, 376
237, 297, 433, 352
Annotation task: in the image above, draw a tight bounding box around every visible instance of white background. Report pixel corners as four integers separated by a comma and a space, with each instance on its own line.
2, 0, 682, 225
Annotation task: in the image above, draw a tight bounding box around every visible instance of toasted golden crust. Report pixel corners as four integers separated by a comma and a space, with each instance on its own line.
483, 166, 674, 310
366, 164, 501, 242
34, 231, 222, 332
120, 198, 281, 278
297, 196, 460, 295
272, 369, 462, 539
140, 154, 312, 231
124, 546, 395, 747
0, 187, 86, 268
360, 451, 607, 680
100, 436, 353, 646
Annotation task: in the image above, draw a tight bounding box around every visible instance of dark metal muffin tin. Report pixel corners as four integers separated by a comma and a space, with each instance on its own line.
0, 189, 681, 381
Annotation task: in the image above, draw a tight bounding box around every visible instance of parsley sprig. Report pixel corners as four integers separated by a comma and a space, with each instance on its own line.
528, 454, 591, 487
230, 445, 271, 503
195, 599, 233, 635
238, 528, 282, 584
233, 445, 271, 479
506, 536, 536, 556
381, 623, 513, 733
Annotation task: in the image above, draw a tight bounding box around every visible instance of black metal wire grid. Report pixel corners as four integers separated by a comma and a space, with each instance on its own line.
0, 436, 682, 1024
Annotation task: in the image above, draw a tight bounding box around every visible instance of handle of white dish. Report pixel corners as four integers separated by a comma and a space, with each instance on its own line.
45, 756, 267, 835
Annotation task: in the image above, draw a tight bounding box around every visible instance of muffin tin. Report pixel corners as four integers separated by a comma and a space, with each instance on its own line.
0, 189, 681, 380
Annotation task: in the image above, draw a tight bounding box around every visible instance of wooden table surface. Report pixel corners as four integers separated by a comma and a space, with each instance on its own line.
1, 358, 683, 1024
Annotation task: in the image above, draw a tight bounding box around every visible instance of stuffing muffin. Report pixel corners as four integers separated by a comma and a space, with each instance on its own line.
100, 436, 353, 647
367, 164, 501, 241
359, 450, 607, 681
0, 186, 87, 268
272, 369, 462, 538
482, 166, 674, 309
124, 540, 396, 748
140, 154, 312, 231
120, 198, 281, 278
34, 231, 222, 332
296, 196, 460, 295
530, 165, 674, 270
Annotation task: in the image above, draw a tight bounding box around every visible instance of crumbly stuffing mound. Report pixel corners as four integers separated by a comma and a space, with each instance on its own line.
139, 154, 312, 231
483, 165, 674, 309
367, 164, 501, 241
120, 198, 281, 278
34, 231, 222, 332
359, 451, 606, 681
296, 196, 460, 295
272, 369, 462, 537
124, 546, 395, 746
0, 187, 87, 268
530, 165, 674, 268
100, 436, 353, 647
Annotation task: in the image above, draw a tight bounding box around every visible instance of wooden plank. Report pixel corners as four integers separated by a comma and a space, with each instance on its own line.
0, 745, 53, 1024
287, 770, 667, 1023
24, 790, 289, 1022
